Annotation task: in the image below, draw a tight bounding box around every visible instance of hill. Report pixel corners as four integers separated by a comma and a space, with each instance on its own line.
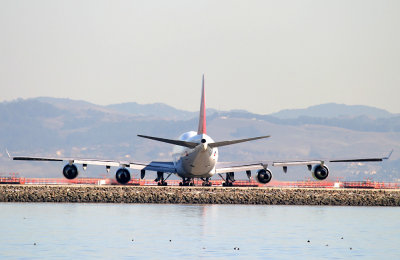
0, 97, 398, 182
271, 103, 396, 119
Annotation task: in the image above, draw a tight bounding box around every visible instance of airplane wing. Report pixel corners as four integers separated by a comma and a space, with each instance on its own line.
272, 150, 393, 167
11, 155, 123, 167
215, 161, 269, 173
129, 161, 176, 173
8, 152, 177, 173
215, 150, 393, 173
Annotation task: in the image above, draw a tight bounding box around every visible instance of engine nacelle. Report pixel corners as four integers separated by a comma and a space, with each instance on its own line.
116, 168, 131, 184
256, 168, 272, 184
63, 164, 79, 179
311, 164, 329, 180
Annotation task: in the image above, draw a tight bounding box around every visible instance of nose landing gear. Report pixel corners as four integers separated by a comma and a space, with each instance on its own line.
179, 177, 193, 186
201, 177, 212, 186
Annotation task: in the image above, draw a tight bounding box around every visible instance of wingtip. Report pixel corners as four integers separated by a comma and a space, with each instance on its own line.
384, 149, 394, 160
5, 148, 11, 159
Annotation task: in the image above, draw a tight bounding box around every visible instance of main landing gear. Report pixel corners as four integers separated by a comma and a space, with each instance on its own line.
178, 177, 212, 186
222, 172, 235, 187
155, 171, 170, 186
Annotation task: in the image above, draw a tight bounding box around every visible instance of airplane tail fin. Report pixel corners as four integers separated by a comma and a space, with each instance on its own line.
197, 74, 206, 135
138, 75, 271, 149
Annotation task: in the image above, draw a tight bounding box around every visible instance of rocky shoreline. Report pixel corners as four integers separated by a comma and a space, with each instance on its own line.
0, 185, 399, 206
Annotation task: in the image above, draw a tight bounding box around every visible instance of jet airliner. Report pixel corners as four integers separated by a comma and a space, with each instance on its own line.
8, 76, 392, 186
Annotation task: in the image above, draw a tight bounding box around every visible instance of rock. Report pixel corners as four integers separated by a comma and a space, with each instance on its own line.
0, 185, 399, 206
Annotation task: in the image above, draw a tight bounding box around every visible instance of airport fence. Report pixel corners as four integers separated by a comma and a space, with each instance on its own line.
1, 176, 400, 189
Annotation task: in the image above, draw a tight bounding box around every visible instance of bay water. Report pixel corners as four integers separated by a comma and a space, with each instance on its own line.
1, 203, 399, 259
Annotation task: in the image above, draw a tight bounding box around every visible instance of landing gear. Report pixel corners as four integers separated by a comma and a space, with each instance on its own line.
222, 172, 235, 187
178, 177, 212, 187
155, 171, 168, 186
179, 177, 192, 186
201, 178, 212, 186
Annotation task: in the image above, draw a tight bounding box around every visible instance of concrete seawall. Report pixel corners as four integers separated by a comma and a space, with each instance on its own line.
1, 185, 400, 206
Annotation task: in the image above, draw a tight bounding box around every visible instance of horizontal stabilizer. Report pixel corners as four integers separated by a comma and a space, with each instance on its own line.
209, 135, 270, 148
137, 135, 198, 148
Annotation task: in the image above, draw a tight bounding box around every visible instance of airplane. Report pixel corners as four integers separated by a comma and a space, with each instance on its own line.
8, 75, 392, 186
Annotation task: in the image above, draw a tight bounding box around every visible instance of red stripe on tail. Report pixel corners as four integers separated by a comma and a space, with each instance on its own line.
197, 75, 206, 135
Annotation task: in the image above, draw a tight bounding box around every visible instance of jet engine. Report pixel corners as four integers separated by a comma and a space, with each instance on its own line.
311, 164, 329, 180
256, 168, 272, 184
116, 168, 131, 184
63, 164, 79, 179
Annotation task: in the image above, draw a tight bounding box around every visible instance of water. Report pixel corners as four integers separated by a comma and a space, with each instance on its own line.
1, 203, 399, 259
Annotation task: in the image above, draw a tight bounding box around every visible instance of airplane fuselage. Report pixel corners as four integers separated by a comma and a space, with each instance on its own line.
172, 131, 218, 178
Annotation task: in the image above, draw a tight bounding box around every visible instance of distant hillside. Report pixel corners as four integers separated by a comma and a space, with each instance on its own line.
0, 97, 398, 182
106, 102, 218, 120
35, 98, 217, 120
271, 103, 395, 119
212, 109, 400, 133
35, 97, 105, 112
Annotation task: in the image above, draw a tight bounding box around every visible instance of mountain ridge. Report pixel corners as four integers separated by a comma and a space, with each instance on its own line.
26, 97, 399, 120
1, 97, 398, 181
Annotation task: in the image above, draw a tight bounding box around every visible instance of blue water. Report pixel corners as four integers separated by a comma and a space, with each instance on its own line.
0, 203, 399, 259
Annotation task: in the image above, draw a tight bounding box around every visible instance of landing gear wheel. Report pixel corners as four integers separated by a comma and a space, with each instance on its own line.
202, 181, 212, 186
222, 172, 235, 187
201, 178, 212, 187
223, 181, 233, 187
180, 178, 192, 186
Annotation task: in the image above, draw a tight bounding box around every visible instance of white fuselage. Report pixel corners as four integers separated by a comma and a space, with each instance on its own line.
172, 131, 218, 178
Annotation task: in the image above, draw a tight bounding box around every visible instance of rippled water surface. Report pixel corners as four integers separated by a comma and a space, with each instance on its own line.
1, 203, 399, 259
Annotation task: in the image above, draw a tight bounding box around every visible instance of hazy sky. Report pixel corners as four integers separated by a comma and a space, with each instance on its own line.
0, 0, 399, 114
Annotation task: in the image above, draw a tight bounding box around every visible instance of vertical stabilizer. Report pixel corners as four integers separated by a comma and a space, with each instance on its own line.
197, 75, 207, 135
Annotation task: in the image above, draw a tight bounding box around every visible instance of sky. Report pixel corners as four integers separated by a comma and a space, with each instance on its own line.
0, 0, 399, 114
